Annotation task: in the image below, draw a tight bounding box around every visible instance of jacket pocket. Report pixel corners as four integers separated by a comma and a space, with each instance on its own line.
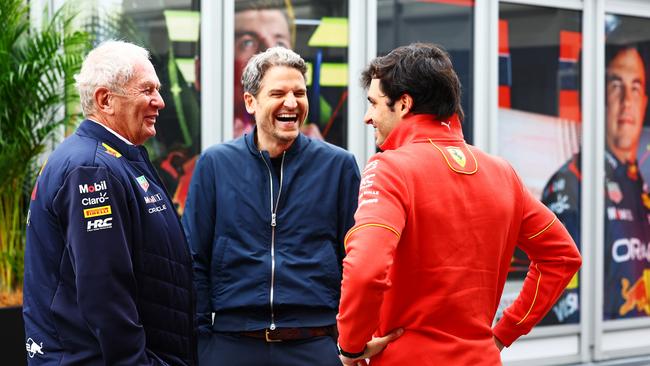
210, 236, 269, 310
274, 240, 341, 309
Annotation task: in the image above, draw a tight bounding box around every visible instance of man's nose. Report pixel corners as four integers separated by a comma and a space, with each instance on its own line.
363, 108, 372, 124
284, 93, 297, 108
152, 89, 165, 110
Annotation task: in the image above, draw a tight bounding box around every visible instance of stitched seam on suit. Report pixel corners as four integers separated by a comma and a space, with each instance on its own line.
516, 264, 541, 325
527, 217, 557, 240
344, 223, 400, 247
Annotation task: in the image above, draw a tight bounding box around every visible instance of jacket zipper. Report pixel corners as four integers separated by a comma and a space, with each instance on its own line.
259, 151, 285, 330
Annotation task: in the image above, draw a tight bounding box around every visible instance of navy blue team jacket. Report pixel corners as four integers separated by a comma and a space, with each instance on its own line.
23, 120, 196, 365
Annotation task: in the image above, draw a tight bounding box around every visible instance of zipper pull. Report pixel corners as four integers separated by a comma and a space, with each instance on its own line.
271, 213, 276, 227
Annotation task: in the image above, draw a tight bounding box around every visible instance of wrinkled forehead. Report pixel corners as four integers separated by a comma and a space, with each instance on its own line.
127, 58, 160, 87
259, 65, 306, 90
235, 9, 290, 38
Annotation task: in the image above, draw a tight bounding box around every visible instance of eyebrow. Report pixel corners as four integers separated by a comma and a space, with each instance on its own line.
606, 74, 645, 87
235, 31, 289, 41
606, 74, 622, 83
235, 31, 260, 38
268, 87, 306, 94
140, 81, 162, 90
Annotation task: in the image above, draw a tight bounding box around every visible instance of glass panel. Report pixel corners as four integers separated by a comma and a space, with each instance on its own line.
233, 0, 349, 148
377, 0, 474, 143
497, 3, 582, 326
82, 1, 201, 216
603, 14, 650, 321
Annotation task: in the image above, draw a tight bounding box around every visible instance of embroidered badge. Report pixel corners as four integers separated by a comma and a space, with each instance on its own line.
429, 140, 478, 175
26, 337, 45, 358
607, 181, 623, 204
446, 146, 466, 168
83, 205, 112, 219
102, 143, 122, 158
136, 175, 150, 192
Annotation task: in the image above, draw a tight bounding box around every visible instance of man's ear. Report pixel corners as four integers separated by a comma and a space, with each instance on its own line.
94, 87, 113, 115
244, 92, 256, 114
399, 93, 414, 117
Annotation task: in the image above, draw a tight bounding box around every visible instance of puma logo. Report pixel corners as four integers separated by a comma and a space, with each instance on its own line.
440, 121, 451, 130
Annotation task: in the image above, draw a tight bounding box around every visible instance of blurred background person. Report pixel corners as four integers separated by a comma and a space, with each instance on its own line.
542, 45, 650, 320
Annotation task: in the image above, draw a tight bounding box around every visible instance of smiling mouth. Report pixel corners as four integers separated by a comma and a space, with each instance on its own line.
276, 113, 298, 123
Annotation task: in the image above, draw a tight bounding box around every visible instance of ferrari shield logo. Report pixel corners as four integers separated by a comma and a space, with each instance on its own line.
136, 175, 150, 192
446, 146, 466, 168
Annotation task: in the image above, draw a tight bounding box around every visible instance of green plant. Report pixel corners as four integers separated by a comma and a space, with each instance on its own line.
0, 0, 90, 299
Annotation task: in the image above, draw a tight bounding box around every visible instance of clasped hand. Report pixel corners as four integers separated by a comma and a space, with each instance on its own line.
339, 328, 404, 366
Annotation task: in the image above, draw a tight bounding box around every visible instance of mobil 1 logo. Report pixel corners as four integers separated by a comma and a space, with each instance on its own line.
79, 180, 107, 194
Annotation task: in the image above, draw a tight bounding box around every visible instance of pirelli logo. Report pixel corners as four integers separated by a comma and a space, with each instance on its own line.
83, 205, 112, 218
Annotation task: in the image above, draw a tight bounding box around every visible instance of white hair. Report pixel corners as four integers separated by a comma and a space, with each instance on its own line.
74, 40, 151, 116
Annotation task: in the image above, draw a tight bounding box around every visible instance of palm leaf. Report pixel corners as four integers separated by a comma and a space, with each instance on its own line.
0, 0, 91, 294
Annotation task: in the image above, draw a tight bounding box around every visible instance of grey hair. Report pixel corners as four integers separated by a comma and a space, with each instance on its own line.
241, 46, 307, 96
74, 40, 151, 116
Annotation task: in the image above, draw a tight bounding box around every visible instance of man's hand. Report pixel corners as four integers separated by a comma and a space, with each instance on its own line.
493, 335, 504, 351
340, 328, 404, 366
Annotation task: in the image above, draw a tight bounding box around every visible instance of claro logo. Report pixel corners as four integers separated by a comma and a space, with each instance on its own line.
79, 181, 107, 194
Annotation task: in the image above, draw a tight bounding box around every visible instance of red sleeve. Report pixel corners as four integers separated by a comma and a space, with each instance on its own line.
337, 155, 406, 354
493, 183, 582, 346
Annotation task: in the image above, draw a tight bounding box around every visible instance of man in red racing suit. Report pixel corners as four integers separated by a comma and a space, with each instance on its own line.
336, 43, 582, 365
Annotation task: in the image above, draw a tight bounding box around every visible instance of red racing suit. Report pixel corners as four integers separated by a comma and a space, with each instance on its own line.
337, 114, 581, 365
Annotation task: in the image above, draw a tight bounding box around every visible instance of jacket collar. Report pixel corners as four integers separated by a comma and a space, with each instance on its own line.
244, 125, 309, 157
76, 119, 146, 161
379, 113, 464, 151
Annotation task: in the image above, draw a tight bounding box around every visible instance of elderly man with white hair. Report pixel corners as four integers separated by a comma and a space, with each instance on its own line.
23, 40, 197, 365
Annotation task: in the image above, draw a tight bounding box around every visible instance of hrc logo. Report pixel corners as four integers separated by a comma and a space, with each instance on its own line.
87, 217, 113, 231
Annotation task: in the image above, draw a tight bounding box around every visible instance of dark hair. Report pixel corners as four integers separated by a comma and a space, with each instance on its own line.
605, 43, 646, 71
235, 0, 293, 42
235, 0, 286, 12
361, 43, 464, 121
